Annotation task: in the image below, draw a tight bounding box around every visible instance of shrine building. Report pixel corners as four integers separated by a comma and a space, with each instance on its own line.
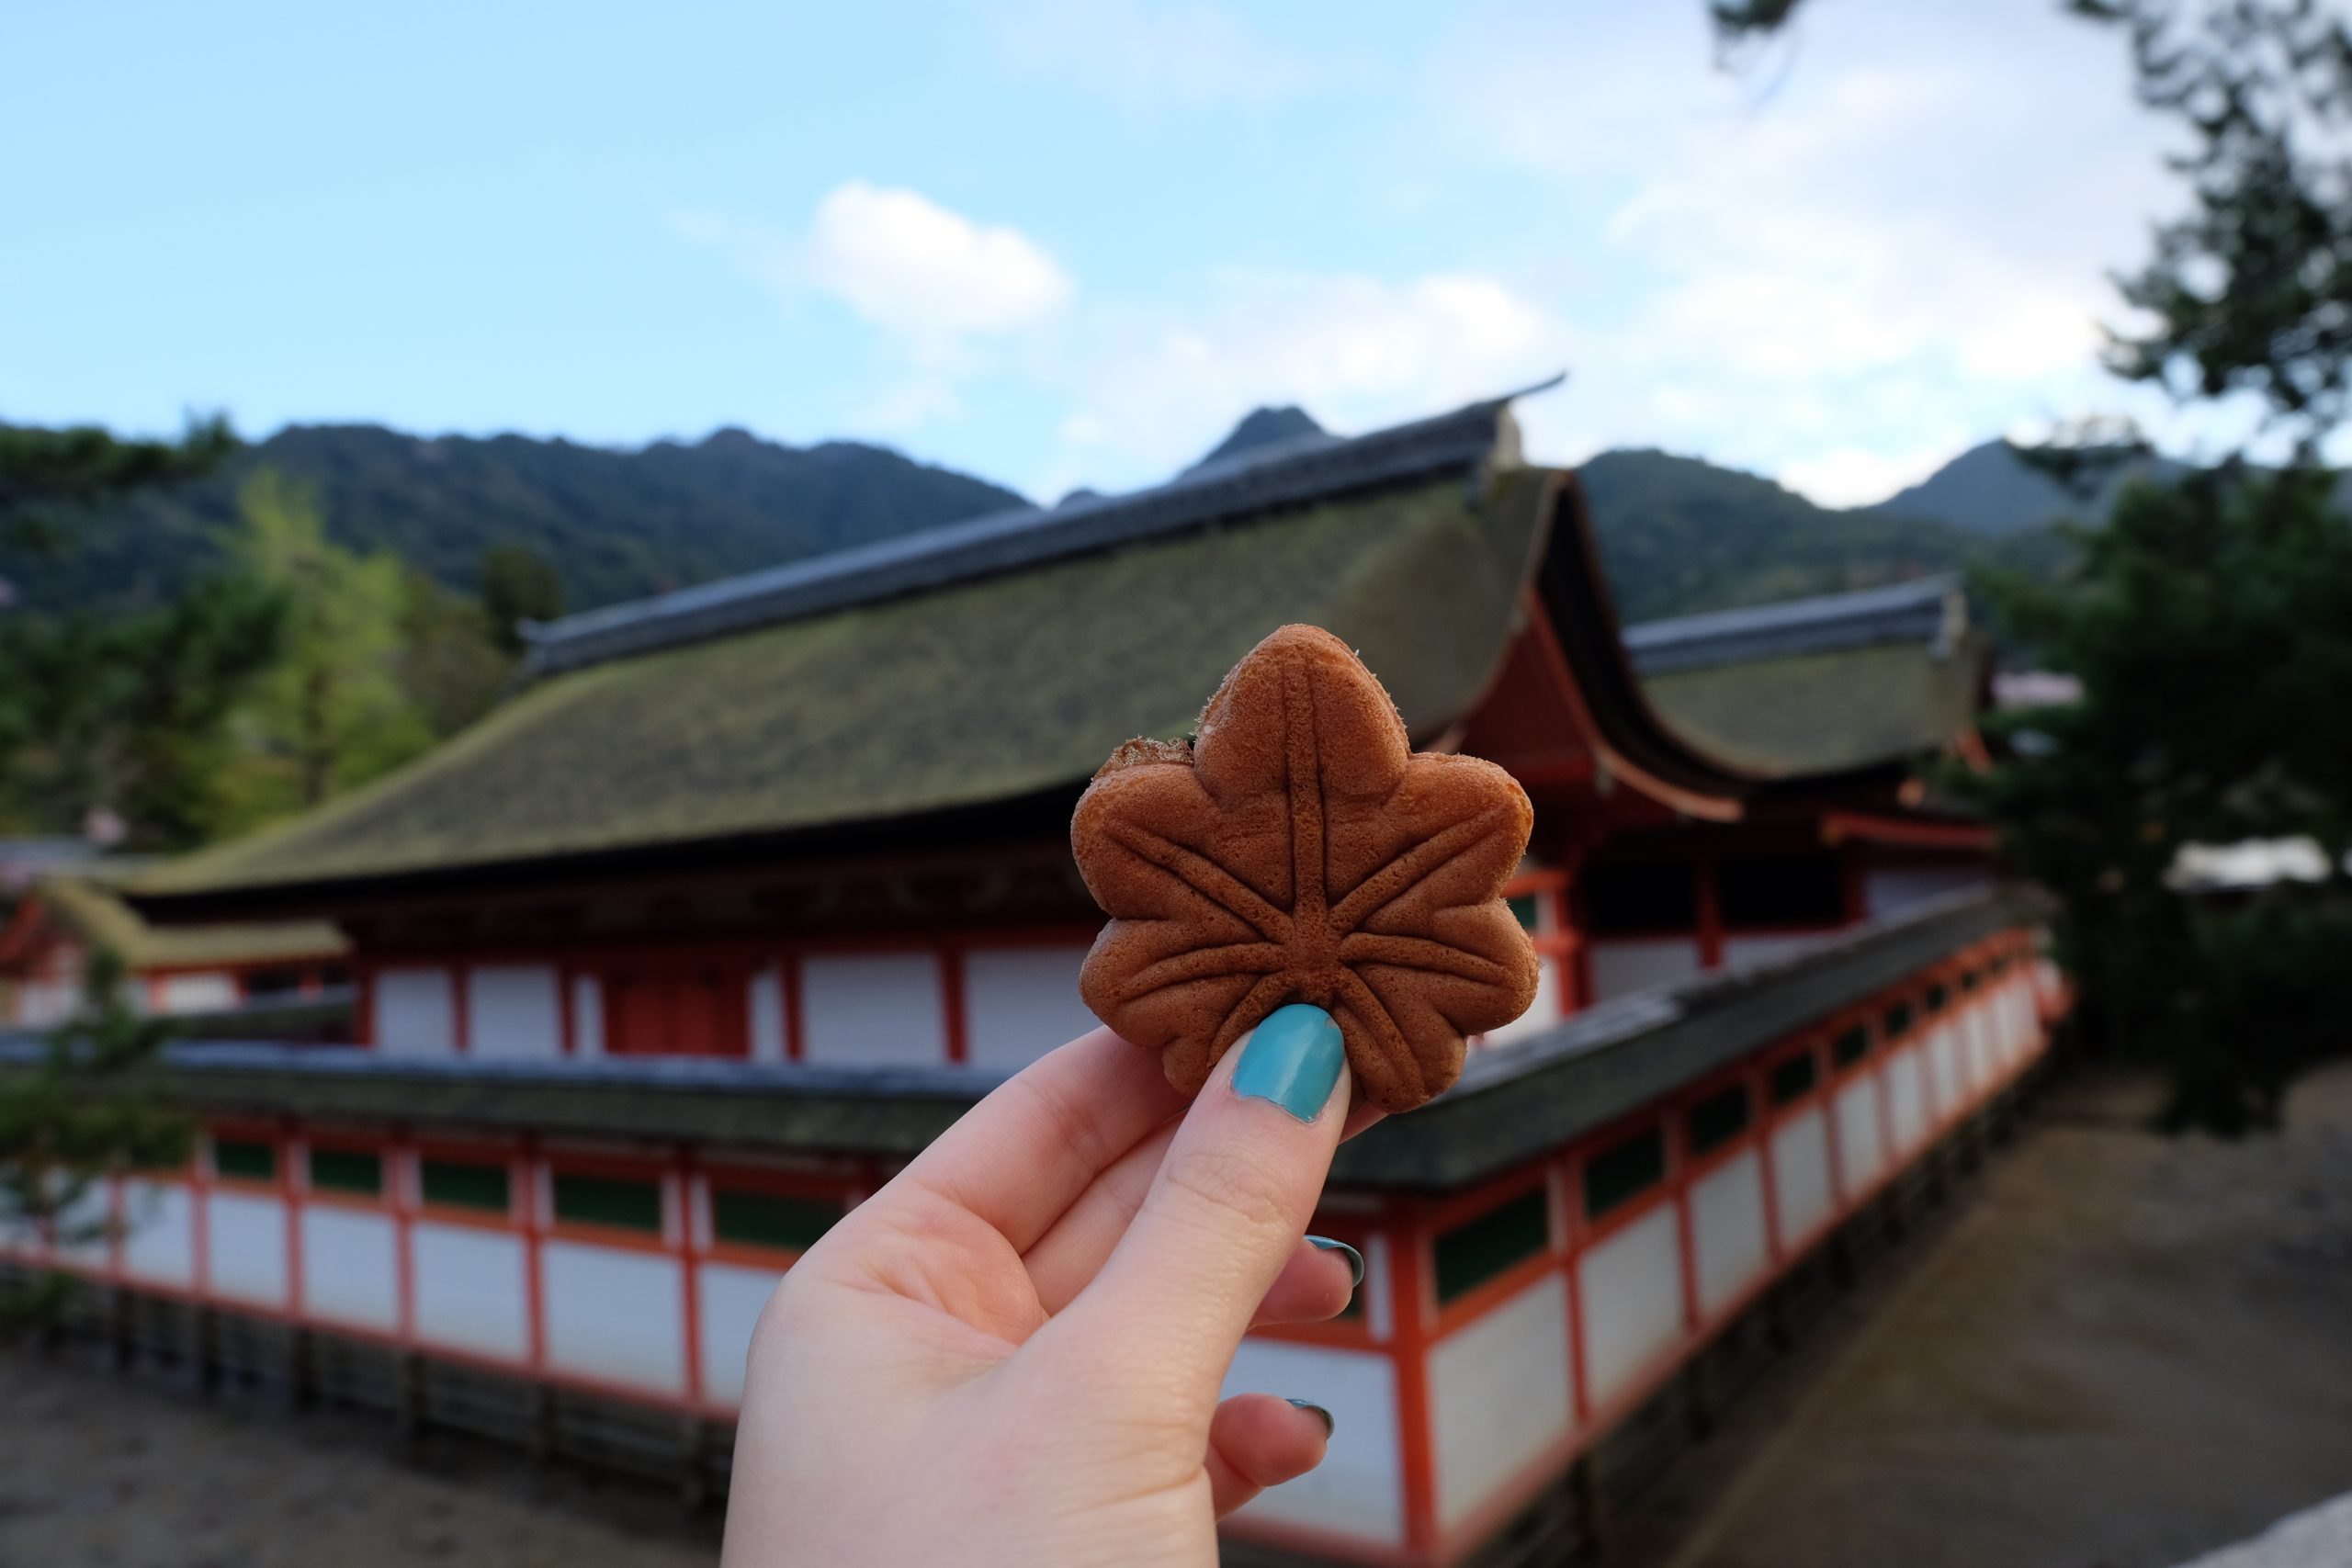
1, 386, 2058, 1568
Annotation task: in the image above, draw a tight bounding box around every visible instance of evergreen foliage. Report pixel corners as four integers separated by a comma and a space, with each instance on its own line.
0, 950, 192, 1330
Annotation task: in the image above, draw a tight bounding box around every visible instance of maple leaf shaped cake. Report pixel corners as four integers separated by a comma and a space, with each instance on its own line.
1071, 624, 1541, 1113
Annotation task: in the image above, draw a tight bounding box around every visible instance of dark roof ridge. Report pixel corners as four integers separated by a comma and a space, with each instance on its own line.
1625, 573, 1964, 676
521, 376, 1563, 678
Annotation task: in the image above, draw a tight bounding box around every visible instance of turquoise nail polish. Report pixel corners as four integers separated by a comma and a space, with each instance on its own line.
1307, 1235, 1364, 1291
1232, 1004, 1345, 1122
1286, 1398, 1336, 1437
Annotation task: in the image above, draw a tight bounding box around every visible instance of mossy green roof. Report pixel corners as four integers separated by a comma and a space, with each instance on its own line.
141, 475, 1546, 899
40, 874, 346, 969
1640, 637, 1985, 778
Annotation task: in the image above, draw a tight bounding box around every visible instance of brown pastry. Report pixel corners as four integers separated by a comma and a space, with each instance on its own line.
1071, 624, 1540, 1113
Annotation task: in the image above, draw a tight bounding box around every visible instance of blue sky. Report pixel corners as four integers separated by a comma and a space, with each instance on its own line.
6, 0, 2227, 507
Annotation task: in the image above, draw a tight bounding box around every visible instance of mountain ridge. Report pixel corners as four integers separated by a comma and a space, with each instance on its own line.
3, 411, 2075, 628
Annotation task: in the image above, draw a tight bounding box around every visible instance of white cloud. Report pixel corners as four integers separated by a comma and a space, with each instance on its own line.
1780, 443, 1958, 510
1038, 269, 1573, 495
1423, 0, 2187, 504
804, 182, 1072, 349
984, 0, 1303, 108
673, 183, 1074, 434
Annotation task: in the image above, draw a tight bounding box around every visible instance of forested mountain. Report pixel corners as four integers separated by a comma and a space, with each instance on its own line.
1576, 447, 2063, 623
1865, 439, 2188, 536
3, 412, 2085, 631
0, 423, 1026, 616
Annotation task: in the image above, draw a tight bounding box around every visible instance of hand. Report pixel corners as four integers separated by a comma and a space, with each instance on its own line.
720, 1005, 1377, 1568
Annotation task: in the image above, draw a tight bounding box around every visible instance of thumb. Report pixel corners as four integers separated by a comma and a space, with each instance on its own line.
1051, 1005, 1351, 1418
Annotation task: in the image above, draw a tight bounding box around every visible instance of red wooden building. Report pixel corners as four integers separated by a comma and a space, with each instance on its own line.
2, 387, 2056, 1566
0, 869, 348, 1029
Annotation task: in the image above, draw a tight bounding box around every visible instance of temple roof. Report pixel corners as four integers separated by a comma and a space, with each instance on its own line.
1628, 575, 1985, 778
127, 385, 1988, 919
7, 872, 346, 971
136, 464, 1557, 909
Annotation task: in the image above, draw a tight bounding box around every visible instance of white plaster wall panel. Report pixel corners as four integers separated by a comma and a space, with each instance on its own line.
299, 1206, 399, 1331
1689, 1152, 1770, 1316
120, 1181, 193, 1286
799, 953, 947, 1067
1862, 864, 1993, 918
465, 964, 562, 1062
1770, 1109, 1834, 1246
1963, 1008, 1994, 1089
571, 972, 605, 1058
154, 971, 238, 1015
698, 1259, 784, 1406
206, 1190, 288, 1308
1834, 1077, 1885, 1196
1885, 1048, 1928, 1153
375, 967, 456, 1057
1480, 953, 1563, 1048
1226, 1337, 1405, 1547
1589, 939, 1704, 1002
962, 947, 1096, 1071
748, 965, 786, 1064
412, 1223, 531, 1362
1928, 1025, 1964, 1122
1427, 1272, 1574, 1530
15, 977, 80, 1028
1722, 933, 1829, 971
541, 1242, 686, 1394
1577, 1205, 1685, 1408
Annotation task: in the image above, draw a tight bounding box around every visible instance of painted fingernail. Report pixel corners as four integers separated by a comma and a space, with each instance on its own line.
1233, 1004, 1345, 1122
1307, 1235, 1364, 1291
1286, 1398, 1336, 1438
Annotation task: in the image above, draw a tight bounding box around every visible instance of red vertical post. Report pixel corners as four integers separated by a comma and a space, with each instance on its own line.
1695, 856, 1724, 971
939, 944, 968, 1066
1387, 1207, 1442, 1563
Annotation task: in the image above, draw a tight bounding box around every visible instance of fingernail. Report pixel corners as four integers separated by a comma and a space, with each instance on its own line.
1307, 1235, 1364, 1290
1232, 1004, 1345, 1122
1286, 1398, 1336, 1438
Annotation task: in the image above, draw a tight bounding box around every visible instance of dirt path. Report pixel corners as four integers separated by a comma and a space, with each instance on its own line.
1622, 1062, 2352, 1568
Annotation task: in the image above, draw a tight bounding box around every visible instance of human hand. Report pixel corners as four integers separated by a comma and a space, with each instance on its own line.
720, 1005, 1376, 1567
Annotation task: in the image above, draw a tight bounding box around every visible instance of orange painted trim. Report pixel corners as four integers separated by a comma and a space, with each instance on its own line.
1820, 809, 1994, 852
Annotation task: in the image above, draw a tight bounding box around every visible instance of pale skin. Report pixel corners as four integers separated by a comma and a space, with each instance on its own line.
721, 1025, 1378, 1567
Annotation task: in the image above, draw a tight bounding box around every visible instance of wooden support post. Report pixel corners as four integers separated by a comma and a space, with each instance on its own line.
1765, 1279, 1795, 1351
1571, 1452, 1611, 1560
1683, 1349, 1718, 1442
679, 1416, 711, 1513
528, 1384, 558, 1464
108, 1286, 135, 1370
1828, 1222, 1860, 1292
288, 1326, 315, 1412
194, 1306, 220, 1393
393, 1351, 425, 1443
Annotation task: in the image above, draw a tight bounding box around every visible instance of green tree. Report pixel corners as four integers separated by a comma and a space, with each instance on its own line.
479, 540, 565, 656
0, 923, 194, 1335
0, 573, 285, 848
0, 413, 237, 552
208, 470, 435, 831
397, 567, 512, 738
1960, 465, 2352, 1129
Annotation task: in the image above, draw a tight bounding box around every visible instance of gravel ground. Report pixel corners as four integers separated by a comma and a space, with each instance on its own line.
0, 1357, 717, 1568
1630, 1061, 2352, 1568
4, 1062, 2348, 1568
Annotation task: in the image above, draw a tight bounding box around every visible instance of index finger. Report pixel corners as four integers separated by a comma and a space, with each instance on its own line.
1046, 1005, 1351, 1417
883, 1025, 1188, 1252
